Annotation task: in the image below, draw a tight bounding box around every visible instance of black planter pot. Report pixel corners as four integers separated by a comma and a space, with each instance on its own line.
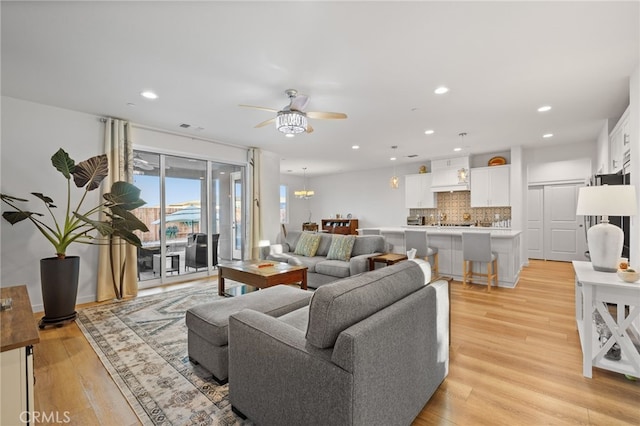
39, 256, 80, 328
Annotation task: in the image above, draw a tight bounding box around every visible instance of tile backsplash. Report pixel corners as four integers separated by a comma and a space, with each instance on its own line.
409, 191, 511, 226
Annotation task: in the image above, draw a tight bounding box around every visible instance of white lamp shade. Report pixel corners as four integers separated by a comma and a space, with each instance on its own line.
576, 185, 637, 217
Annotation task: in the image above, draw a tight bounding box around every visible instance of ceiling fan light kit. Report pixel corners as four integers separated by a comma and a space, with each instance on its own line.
276, 110, 308, 134
241, 89, 346, 135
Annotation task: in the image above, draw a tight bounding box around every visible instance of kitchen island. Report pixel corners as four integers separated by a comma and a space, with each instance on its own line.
361, 226, 522, 288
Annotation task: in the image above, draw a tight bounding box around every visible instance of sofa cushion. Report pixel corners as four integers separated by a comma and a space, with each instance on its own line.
283, 231, 302, 253
315, 233, 334, 257
351, 235, 386, 256
315, 260, 351, 278
294, 232, 322, 257
305, 261, 426, 349
326, 234, 356, 261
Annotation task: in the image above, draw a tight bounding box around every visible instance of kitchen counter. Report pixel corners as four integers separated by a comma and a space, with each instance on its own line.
365, 226, 521, 238
360, 227, 523, 288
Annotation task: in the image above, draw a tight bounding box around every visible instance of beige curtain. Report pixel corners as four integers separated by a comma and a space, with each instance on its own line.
249, 148, 262, 260
96, 118, 138, 301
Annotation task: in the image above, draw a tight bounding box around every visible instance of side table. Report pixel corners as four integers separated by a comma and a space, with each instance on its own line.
573, 260, 640, 378
368, 253, 408, 271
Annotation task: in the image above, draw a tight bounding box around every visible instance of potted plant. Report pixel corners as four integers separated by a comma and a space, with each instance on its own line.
1, 148, 149, 327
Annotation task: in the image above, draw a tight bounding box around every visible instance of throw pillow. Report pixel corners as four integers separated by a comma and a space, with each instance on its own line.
294, 232, 321, 257
326, 234, 356, 261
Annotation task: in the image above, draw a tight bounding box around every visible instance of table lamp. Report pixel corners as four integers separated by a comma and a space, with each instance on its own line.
576, 184, 637, 272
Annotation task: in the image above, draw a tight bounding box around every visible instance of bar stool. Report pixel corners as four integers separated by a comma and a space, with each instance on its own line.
404, 229, 439, 279
462, 232, 498, 292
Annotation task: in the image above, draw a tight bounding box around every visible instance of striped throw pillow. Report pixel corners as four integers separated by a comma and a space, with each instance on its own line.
294, 232, 322, 257
326, 235, 356, 261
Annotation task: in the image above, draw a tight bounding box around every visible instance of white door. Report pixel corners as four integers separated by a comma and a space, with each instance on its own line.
527, 186, 544, 259
543, 184, 588, 261
230, 171, 243, 259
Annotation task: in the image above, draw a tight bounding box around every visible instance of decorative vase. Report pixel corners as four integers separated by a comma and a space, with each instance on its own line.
39, 256, 80, 328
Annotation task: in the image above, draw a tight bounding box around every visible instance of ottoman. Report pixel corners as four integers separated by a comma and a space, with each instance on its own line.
185, 284, 312, 383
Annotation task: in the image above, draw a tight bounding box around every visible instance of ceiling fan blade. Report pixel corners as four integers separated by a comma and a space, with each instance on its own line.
306, 111, 348, 120
255, 117, 275, 128
290, 94, 310, 112
306, 124, 314, 133
239, 104, 278, 113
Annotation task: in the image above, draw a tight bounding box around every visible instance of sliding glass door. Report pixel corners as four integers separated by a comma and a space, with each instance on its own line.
132, 150, 245, 288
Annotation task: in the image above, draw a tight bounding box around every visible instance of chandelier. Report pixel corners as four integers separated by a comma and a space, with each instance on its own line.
276, 110, 308, 134
295, 167, 315, 199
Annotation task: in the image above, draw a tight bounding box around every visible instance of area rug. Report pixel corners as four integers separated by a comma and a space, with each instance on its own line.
76, 285, 251, 426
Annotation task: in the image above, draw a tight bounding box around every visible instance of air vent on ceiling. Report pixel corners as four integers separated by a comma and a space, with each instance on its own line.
179, 123, 191, 128
407, 154, 418, 158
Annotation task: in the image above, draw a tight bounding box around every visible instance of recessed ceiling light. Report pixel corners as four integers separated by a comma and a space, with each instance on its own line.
285, 133, 295, 138
543, 133, 554, 138
453, 147, 462, 152
434, 86, 449, 95
140, 91, 158, 100
390, 157, 397, 161
352, 145, 360, 150
537, 105, 552, 112
424, 129, 435, 135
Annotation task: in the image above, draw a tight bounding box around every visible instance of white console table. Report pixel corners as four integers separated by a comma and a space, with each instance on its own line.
573, 261, 640, 378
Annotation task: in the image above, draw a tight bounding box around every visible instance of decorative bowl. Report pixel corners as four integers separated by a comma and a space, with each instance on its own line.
617, 269, 640, 283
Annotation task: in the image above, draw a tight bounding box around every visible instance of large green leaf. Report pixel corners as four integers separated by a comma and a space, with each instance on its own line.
51, 148, 75, 180
2, 211, 44, 224
112, 229, 143, 248
0, 194, 29, 203
109, 206, 149, 232
103, 181, 145, 209
73, 154, 108, 191
31, 193, 56, 208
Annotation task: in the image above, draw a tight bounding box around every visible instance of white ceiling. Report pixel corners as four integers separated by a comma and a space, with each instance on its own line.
2, 1, 638, 176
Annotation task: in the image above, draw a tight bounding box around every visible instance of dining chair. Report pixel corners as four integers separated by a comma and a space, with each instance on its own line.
461, 232, 498, 292
404, 229, 439, 278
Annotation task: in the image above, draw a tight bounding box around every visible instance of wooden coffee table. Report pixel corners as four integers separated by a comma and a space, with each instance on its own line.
368, 253, 408, 270
218, 260, 308, 296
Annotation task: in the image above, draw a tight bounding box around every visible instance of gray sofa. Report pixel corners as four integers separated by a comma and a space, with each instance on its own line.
228, 259, 449, 426
265, 230, 387, 288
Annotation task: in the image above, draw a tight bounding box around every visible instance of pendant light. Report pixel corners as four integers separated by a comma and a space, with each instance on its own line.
457, 133, 469, 183
390, 146, 399, 189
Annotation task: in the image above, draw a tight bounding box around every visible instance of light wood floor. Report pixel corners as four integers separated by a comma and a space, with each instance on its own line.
32, 260, 639, 425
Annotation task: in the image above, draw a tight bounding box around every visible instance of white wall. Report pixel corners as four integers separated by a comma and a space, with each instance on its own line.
0, 96, 277, 311
281, 162, 427, 234
595, 120, 610, 175
258, 150, 281, 247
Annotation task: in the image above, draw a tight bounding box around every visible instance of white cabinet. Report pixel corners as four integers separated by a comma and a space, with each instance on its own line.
430, 157, 470, 192
470, 165, 510, 207
405, 173, 436, 208
609, 106, 630, 173
1, 286, 39, 426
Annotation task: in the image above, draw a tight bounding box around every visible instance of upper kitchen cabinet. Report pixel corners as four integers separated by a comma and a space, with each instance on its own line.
430, 157, 470, 192
609, 106, 630, 173
405, 173, 436, 208
470, 165, 510, 207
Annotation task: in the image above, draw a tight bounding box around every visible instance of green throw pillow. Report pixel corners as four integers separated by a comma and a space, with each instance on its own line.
326, 235, 356, 261
294, 232, 322, 257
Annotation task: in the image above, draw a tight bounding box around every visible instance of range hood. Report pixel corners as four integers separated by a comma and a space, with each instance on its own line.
430, 156, 470, 192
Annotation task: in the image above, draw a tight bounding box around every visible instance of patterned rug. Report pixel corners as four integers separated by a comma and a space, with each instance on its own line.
76, 285, 251, 426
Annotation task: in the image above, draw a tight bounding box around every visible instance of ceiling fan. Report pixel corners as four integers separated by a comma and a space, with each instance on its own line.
133, 153, 154, 170
239, 89, 347, 135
